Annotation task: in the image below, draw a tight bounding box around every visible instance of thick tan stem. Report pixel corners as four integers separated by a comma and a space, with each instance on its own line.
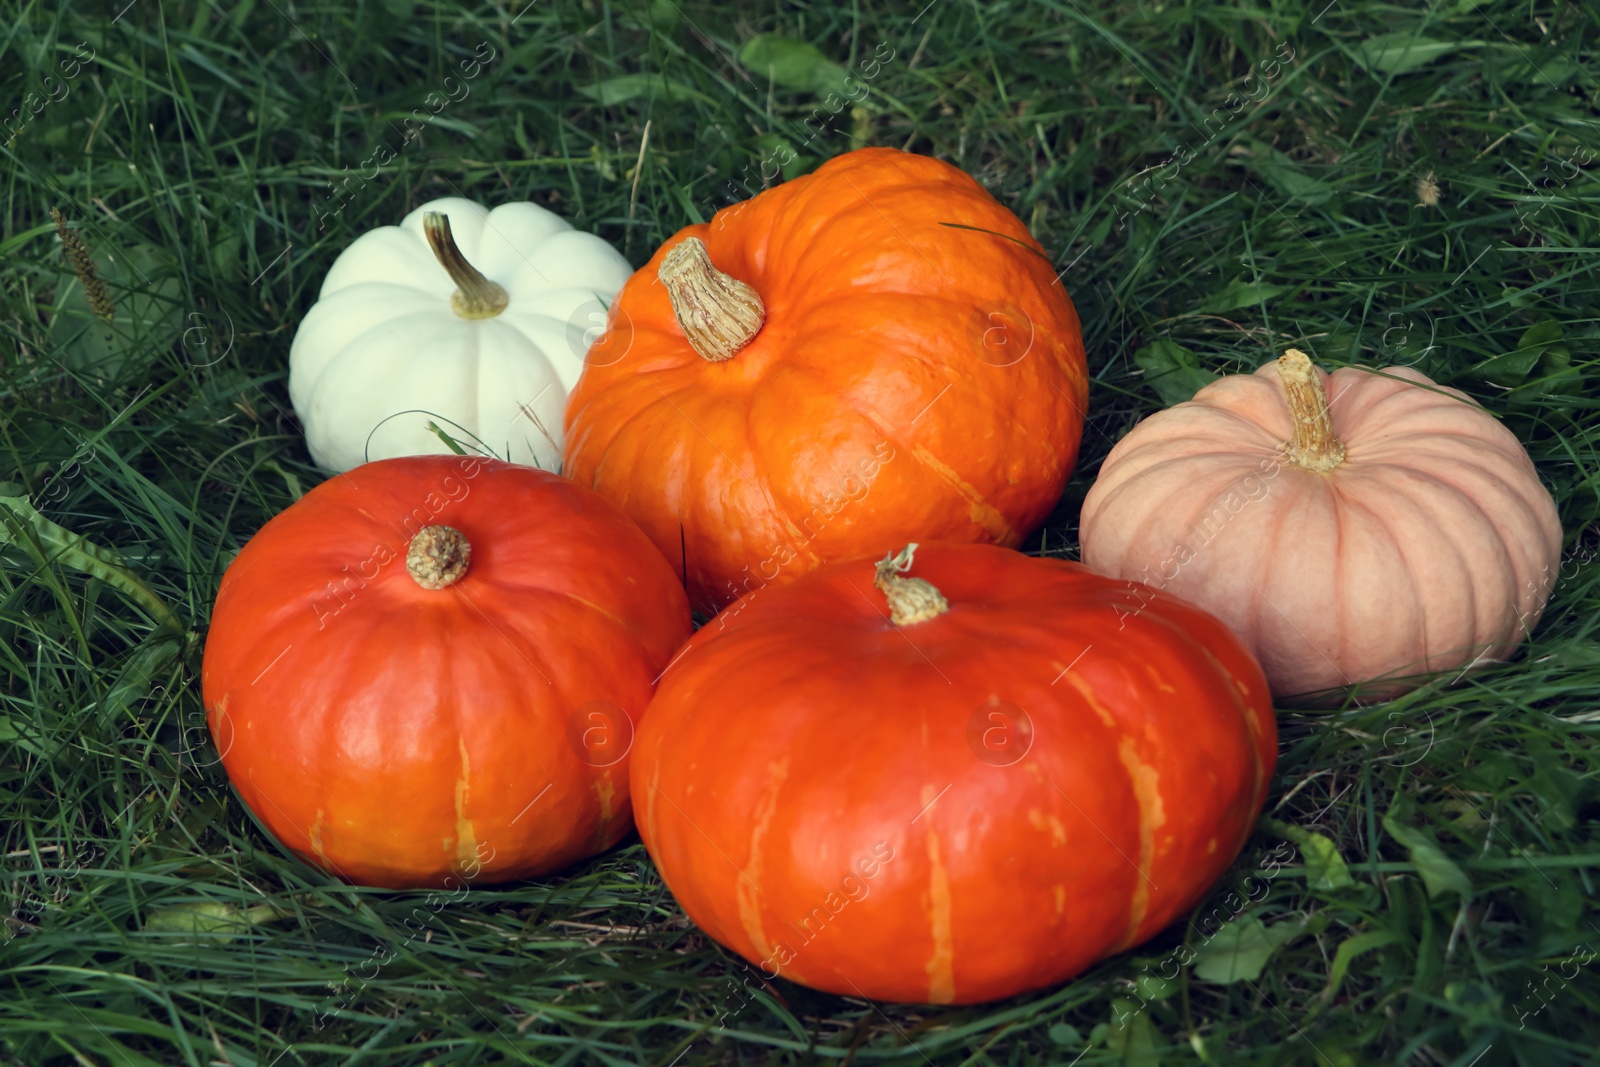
423, 212, 508, 320
1278, 349, 1346, 472
407, 525, 472, 589
873, 544, 949, 626
657, 237, 764, 362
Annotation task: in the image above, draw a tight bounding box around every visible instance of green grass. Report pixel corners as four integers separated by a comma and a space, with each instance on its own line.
3, 0, 1599, 1063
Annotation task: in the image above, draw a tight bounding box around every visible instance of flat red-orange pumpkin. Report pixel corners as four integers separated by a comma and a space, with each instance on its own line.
563, 147, 1089, 611
201, 455, 691, 889
631, 543, 1276, 1004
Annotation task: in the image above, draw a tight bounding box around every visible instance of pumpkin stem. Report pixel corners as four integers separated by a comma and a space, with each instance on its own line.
873, 543, 950, 626
407, 525, 472, 589
1278, 349, 1346, 472
657, 236, 765, 362
423, 212, 509, 320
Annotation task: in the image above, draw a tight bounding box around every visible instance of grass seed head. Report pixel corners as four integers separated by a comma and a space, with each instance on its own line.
50, 208, 116, 322
1416, 170, 1441, 208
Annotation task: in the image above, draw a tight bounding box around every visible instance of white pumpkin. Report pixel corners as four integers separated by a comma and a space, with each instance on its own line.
289, 197, 632, 472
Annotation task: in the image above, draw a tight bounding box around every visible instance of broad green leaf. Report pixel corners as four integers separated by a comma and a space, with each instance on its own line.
1471, 321, 1571, 389
1196, 279, 1288, 314
1518, 320, 1565, 350
1355, 34, 1480, 75
49, 243, 184, 385
577, 73, 716, 106
1383, 815, 1472, 899
1443, 980, 1503, 1028
754, 133, 808, 181
1524, 763, 1584, 833
1192, 914, 1303, 983
1048, 1022, 1083, 1047
1527, 876, 1587, 949
1322, 930, 1398, 1002
1106, 998, 1162, 1065
1135, 971, 1176, 1002
1460, 753, 1518, 793
1262, 818, 1355, 891
645, 0, 679, 30
144, 901, 291, 942
1512, 320, 1583, 397
1299, 833, 1355, 891
211, 231, 242, 274
1132, 339, 1218, 406
1469, 347, 1543, 387
738, 34, 851, 98
578, 73, 653, 105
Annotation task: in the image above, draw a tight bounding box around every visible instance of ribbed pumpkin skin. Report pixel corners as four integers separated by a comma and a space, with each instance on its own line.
631, 543, 1275, 1005
288, 198, 631, 473
200, 456, 691, 889
563, 148, 1089, 612
1079, 364, 1562, 702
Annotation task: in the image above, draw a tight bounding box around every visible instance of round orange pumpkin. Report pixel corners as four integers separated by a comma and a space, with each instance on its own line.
1080, 350, 1562, 703
200, 455, 691, 889
563, 147, 1089, 612
630, 542, 1275, 1004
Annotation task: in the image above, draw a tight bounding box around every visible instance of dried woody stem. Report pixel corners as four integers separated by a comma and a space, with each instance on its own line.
423, 212, 509, 320
1278, 348, 1346, 472
657, 236, 765, 362
873, 543, 950, 626
407, 525, 472, 590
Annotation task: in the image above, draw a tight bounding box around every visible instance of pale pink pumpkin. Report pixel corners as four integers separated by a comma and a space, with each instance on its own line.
1080, 350, 1561, 703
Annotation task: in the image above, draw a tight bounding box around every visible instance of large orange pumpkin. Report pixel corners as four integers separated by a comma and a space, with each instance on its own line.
631, 542, 1275, 1004
200, 455, 691, 889
563, 147, 1089, 612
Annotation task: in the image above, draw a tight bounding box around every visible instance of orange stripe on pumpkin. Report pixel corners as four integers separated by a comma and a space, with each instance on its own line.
455, 737, 479, 869
645, 761, 661, 843
909, 446, 1016, 543
922, 783, 956, 1003
1066, 673, 1118, 730
594, 775, 616, 844
1111, 738, 1165, 951
737, 758, 789, 962
309, 809, 328, 864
